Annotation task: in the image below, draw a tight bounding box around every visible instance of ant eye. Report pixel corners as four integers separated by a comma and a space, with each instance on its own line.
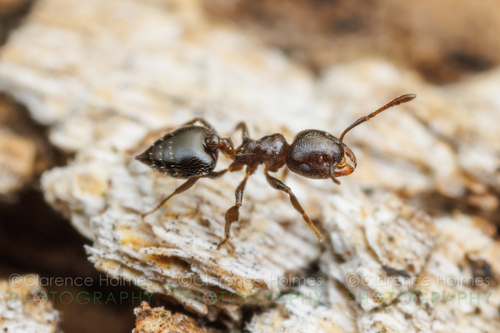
300, 164, 311, 174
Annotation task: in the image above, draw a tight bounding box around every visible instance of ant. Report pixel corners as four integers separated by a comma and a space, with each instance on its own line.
135, 94, 416, 250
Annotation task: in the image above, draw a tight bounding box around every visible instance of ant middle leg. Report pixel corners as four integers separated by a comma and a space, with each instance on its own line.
141, 163, 240, 219
263, 169, 324, 242
232, 122, 252, 150
216, 166, 256, 250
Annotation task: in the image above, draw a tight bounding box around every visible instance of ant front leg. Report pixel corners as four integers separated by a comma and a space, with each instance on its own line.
216, 166, 256, 250
263, 169, 324, 242
281, 167, 289, 183
141, 164, 238, 219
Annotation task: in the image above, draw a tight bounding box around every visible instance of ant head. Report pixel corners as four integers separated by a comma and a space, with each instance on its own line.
286, 130, 356, 180
286, 94, 416, 181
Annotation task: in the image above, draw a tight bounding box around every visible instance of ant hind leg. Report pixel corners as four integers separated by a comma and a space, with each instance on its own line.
140, 175, 202, 218
263, 169, 324, 242
181, 117, 216, 132
141, 164, 237, 219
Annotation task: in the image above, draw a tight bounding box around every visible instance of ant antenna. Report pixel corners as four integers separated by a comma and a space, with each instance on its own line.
338, 94, 416, 143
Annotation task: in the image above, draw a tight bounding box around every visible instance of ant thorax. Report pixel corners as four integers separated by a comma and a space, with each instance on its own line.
234, 133, 289, 172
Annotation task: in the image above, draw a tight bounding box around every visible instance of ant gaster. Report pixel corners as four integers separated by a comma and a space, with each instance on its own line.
135, 94, 416, 250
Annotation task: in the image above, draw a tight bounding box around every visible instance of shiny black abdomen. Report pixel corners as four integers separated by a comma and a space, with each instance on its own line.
136, 126, 218, 178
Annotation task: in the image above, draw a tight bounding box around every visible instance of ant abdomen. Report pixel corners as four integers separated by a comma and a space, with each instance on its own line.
136, 126, 218, 178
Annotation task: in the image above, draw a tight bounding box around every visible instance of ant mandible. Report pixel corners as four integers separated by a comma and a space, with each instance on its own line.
135, 94, 416, 250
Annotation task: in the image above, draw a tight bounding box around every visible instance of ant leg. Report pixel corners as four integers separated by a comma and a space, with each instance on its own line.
181, 117, 215, 132
280, 167, 289, 183
216, 167, 256, 250
141, 175, 202, 218
331, 176, 340, 185
232, 122, 251, 150
205, 162, 242, 179
141, 163, 240, 218
263, 169, 324, 242
234, 122, 250, 139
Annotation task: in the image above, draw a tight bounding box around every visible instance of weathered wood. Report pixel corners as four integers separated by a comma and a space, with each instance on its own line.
1, 0, 499, 331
